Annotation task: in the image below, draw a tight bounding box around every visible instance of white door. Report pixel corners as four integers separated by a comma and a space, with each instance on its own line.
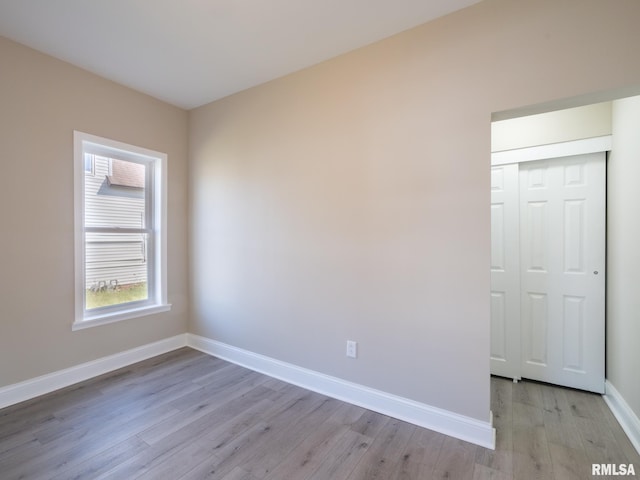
490, 152, 606, 393
519, 153, 605, 393
490, 164, 521, 380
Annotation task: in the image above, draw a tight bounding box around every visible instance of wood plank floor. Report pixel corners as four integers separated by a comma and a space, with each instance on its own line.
0, 348, 638, 479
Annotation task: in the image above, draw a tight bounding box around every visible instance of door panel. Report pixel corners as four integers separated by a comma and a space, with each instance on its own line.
564, 200, 585, 273
491, 203, 506, 270
490, 292, 507, 362
490, 164, 521, 379
525, 201, 548, 271
519, 153, 605, 393
523, 291, 548, 366
563, 295, 586, 372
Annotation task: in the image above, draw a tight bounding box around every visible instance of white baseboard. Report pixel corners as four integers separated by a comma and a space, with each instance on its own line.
604, 380, 640, 456
0, 332, 496, 450
0, 334, 187, 410
187, 333, 496, 450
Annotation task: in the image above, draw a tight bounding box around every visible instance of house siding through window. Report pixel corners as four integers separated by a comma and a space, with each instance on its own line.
84, 155, 147, 289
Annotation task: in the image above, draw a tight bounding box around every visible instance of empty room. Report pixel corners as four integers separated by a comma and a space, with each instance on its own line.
1, 0, 639, 479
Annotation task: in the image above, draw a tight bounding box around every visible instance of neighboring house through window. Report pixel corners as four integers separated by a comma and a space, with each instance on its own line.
74, 131, 170, 329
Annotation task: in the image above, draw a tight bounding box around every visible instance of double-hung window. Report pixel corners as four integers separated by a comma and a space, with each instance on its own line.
74, 131, 170, 329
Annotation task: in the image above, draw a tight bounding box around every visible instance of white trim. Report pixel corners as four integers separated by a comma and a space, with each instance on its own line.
491, 135, 612, 166
72, 303, 172, 331
604, 380, 640, 456
187, 334, 496, 450
0, 334, 187, 410
74, 131, 85, 326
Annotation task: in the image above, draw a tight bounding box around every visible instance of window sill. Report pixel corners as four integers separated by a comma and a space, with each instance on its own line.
72, 303, 172, 331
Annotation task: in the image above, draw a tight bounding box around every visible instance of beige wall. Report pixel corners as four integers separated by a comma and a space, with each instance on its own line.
491, 102, 612, 152
607, 95, 640, 420
0, 37, 189, 387
189, 0, 640, 421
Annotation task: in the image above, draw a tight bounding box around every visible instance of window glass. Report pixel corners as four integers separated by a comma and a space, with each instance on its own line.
84, 153, 94, 174
84, 156, 146, 229
84, 232, 149, 309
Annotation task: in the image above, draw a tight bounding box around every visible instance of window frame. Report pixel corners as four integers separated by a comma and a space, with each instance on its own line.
73, 131, 170, 330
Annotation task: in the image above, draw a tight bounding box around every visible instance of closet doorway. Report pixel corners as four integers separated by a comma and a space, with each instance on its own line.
490, 151, 605, 394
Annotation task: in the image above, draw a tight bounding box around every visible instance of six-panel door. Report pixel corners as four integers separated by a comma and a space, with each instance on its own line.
491, 152, 605, 394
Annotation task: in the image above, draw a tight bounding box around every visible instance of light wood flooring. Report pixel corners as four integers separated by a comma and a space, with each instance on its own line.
0, 348, 638, 479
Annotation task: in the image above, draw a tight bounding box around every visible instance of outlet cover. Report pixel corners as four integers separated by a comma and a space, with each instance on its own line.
346, 340, 357, 358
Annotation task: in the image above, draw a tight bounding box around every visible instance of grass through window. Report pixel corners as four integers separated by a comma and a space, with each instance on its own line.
86, 282, 148, 309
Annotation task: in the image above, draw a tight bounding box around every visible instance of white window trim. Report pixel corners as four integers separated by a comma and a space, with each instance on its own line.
73, 131, 171, 330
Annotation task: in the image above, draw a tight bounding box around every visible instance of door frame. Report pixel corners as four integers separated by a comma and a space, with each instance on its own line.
492, 135, 612, 166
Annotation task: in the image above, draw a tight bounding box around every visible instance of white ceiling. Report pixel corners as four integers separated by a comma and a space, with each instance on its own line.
0, 0, 481, 109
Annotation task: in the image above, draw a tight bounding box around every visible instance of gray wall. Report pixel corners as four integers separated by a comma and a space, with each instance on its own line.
607, 95, 640, 422
189, 0, 640, 422
0, 36, 189, 387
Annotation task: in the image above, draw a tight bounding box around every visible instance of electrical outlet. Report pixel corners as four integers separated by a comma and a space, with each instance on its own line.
346, 340, 357, 358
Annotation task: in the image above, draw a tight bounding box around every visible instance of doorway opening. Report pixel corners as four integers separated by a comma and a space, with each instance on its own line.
490, 94, 640, 396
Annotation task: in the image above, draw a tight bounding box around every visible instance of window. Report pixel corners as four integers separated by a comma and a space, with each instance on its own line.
84, 153, 94, 174
74, 131, 170, 329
